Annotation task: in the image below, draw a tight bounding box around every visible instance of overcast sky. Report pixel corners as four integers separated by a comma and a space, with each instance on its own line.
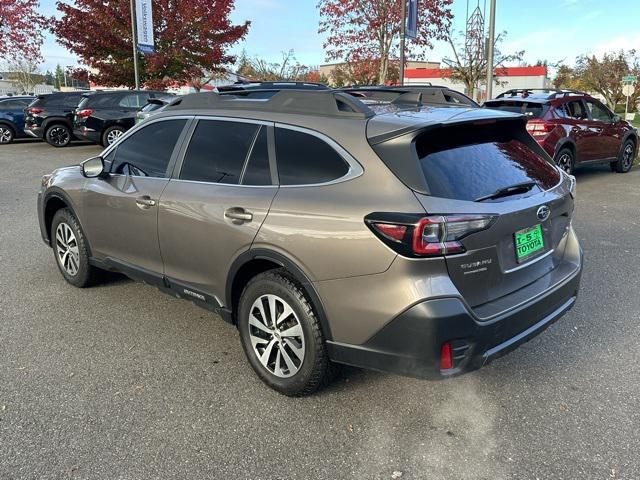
38, 0, 640, 73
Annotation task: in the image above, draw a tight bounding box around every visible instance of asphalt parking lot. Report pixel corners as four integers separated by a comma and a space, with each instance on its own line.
1, 139, 639, 480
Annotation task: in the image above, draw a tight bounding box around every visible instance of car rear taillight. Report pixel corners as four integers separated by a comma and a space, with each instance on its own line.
27, 107, 43, 115
526, 121, 552, 136
366, 213, 496, 258
76, 108, 94, 118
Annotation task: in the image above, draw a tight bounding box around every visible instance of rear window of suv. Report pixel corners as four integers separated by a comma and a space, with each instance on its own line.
484, 100, 546, 118
414, 123, 560, 201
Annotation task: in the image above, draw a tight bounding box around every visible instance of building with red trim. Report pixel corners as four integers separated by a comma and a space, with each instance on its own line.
404, 65, 551, 101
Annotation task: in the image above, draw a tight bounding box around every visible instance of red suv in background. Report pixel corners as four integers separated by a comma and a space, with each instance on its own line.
485, 89, 638, 174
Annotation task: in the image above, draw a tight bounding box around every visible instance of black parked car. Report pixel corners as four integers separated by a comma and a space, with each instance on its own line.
24, 92, 91, 147
73, 90, 170, 146
0, 95, 34, 144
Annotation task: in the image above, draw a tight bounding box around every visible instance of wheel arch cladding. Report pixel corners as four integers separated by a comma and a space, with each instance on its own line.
555, 139, 576, 157
44, 192, 92, 256
226, 250, 333, 341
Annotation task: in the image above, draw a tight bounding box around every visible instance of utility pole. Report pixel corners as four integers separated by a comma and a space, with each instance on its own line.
485, 0, 496, 100
399, 0, 407, 86
130, 0, 140, 89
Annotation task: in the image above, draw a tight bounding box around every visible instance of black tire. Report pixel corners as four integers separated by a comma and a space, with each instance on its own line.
51, 208, 100, 288
45, 124, 72, 147
101, 126, 126, 147
0, 124, 15, 144
613, 138, 636, 173
555, 147, 575, 175
237, 270, 336, 396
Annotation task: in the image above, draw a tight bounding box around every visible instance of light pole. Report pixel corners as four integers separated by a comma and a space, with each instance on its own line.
485, 0, 496, 100
399, 0, 407, 86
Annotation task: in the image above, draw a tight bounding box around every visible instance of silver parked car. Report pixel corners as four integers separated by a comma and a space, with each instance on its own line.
37, 89, 583, 395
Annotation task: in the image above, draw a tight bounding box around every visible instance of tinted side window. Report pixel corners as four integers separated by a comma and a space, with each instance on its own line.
62, 95, 82, 108
585, 100, 612, 121
275, 128, 349, 185
112, 119, 186, 177
180, 120, 260, 184
242, 127, 271, 185
565, 101, 588, 120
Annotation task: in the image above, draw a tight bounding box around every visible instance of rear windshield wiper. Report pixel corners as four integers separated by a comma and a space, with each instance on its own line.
474, 181, 538, 202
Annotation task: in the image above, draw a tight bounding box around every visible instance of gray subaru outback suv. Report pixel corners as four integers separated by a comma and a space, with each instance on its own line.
38, 89, 583, 396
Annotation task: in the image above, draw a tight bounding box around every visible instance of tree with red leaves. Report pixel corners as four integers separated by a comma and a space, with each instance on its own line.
0, 0, 46, 61
52, 0, 249, 89
319, 0, 453, 85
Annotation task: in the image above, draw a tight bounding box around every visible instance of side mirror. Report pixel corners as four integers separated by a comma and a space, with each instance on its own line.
81, 156, 105, 178
613, 114, 622, 123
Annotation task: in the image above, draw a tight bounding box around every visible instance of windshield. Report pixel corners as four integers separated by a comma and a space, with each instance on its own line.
484, 100, 546, 118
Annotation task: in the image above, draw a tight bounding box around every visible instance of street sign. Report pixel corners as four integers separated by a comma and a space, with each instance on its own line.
136, 0, 154, 54
622, 75, 636, 84
406, 0, 418, 39
623, 83, 635, 97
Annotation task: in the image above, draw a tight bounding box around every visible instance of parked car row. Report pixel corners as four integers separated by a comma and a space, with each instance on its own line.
2, 85, 637, 178
0, 90, 175, 148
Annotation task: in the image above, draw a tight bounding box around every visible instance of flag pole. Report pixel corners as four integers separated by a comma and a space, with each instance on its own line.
130, 0, 140, 89
400, 0, 407, 86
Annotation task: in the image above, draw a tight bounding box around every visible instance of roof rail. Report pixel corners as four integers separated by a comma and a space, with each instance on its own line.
496, 88, 588, 99
218, 81, 329, 91
166, 90, 374, 119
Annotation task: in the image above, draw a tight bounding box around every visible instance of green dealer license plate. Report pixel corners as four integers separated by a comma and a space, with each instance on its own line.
514, 224, 545, 263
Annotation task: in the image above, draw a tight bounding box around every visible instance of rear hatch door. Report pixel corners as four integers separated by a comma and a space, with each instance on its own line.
413, 119, 573, 309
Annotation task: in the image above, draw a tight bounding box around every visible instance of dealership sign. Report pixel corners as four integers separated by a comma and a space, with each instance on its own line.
406, 0, 418, 39
136, 0, 154, 54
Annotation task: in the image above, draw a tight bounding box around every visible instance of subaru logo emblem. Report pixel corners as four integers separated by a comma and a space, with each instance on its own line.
537, 205, 551, 222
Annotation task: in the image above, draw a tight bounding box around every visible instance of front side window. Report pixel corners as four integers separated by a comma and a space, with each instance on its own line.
585, 100, 613, 122
111, 119, 187, 177
180, 120, 261, 185
275, 128, 349, 185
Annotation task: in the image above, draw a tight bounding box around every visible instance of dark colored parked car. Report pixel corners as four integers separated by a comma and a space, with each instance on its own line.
135, 96, 176, 124
38, 89, 582, 395
73, 90, 170, 147
484, 89, 638, 174
0, 95, 33, 144
342, 84, 479, 108
24, 92, 90, 147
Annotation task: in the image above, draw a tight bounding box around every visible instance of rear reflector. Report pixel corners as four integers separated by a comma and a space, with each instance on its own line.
440, 342, 453, 370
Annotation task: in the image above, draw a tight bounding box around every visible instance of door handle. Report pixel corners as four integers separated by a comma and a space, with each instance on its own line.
225, 208, 253, 222
136, 196, 157, 208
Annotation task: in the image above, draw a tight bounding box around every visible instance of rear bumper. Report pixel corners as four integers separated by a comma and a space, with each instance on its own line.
73, 128, 100, 144
24, 125, 43, 138
327, 254, 582, 379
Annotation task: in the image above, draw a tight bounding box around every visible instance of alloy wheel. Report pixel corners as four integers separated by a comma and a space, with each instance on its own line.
622, 143, 634, 170
247, 294, 306, 378
557, 153, 572, 173
55, 222, 80, 276
106, 129, 124, 145
48, 126, 70, 146
0, 126, 12, 144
